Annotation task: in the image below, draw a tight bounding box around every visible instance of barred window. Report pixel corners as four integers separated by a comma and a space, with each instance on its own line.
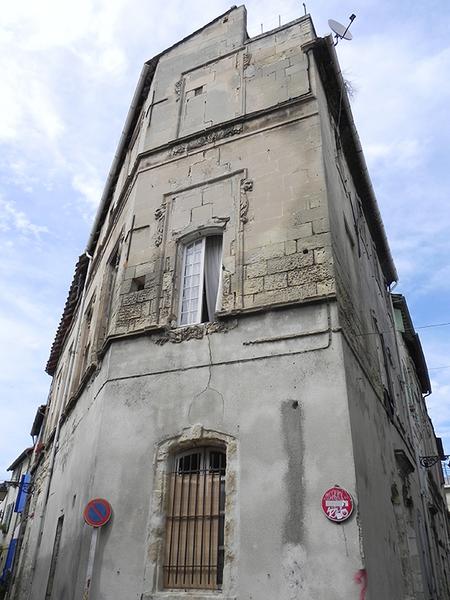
164, 447, 226, 590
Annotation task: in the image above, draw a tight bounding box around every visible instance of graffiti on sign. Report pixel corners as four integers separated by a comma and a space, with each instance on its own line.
321, 486, 354, 522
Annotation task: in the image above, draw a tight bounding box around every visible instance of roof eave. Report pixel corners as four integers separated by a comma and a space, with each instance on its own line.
391, 294, 431, 394
7, 447, 33, 472
308, 35, 398, 286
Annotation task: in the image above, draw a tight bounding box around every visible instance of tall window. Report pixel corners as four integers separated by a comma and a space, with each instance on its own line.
79, 304, 93, 377
45, 515, 64, 599
164, 447, 226, 590
2, 503, 14, 534
372, 316, 395, 417
179, 235, 222, 326
105, 244, 120, 326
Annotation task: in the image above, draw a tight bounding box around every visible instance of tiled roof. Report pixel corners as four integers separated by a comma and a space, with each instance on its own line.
45, 254, 90, 375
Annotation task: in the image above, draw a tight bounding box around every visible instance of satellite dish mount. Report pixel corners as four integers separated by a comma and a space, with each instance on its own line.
328, 14, 356, 46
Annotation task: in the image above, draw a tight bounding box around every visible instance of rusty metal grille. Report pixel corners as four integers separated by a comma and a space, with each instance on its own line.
164, 450, 225, 589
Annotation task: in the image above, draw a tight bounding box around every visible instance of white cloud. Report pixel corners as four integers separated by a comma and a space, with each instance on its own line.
0, 197, 48, 238
365, 139, 422, 170
0, 0, 133, 211
72, 170, 103, 209
339, 37, 450, 171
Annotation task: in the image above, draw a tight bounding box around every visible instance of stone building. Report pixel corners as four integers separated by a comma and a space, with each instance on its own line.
0, 448, 32, 589
8, 6, 450, 599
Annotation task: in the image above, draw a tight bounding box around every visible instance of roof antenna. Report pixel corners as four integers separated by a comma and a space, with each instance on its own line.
328, 14, 356, 45
303, 3, 307, 16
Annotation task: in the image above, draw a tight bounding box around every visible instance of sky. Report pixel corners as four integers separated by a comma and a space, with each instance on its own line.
0, 0, 449, 480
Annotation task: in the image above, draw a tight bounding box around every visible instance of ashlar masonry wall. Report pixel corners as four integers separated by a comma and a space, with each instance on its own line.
76, 10, 335, 348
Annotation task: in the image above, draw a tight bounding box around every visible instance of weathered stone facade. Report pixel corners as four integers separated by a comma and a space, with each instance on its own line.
7, 7, 450, 600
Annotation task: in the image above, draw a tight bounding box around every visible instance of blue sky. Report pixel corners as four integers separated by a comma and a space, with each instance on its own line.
0, 0, 449, 480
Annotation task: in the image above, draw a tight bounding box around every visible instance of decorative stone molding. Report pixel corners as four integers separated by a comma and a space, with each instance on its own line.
154, 203, 166, 247
212, 216, 230, 225
243, 51, 251, 69
239, 178, 253, 223
171, 124, 243, 156
154, 320, 237, 345
174, 79, 183, 100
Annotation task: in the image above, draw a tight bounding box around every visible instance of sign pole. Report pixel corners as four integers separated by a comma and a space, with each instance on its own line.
81, 498, 112, 600
82, 526, 99, 600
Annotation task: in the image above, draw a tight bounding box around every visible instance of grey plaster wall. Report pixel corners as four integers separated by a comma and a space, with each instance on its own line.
24, 306, 363, 600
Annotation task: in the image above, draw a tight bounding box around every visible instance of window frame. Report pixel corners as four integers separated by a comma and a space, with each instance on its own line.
177, 234, 223, 327
163, 445, 226, 591
2, 502, 14, 533
145, 428, 237, 599
178, 237, 206, 327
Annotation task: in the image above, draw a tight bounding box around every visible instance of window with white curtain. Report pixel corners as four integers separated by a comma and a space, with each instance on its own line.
179, 235, 223, 326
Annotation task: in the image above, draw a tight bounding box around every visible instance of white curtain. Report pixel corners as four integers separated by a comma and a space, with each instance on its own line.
204, 236, 223, 321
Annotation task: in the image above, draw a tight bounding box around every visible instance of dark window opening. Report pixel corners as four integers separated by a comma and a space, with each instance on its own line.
130, 276, 146, 292
45, 515, 64, 599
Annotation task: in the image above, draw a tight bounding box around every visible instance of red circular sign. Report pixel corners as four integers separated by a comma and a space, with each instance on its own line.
83, 498, 112, 528
321, 486, 353, 522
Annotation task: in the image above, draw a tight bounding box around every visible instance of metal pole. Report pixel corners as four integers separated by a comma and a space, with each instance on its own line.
82, 527, 99, 600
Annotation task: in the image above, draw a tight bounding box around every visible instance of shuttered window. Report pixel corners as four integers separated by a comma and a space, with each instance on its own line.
164, 448, 226, 589
2, 503, 13, 533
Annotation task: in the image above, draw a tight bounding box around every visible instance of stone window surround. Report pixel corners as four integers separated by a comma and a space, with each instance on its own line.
163, 446, 226, 589
142, 425, 238, 600
156, 168, 248, 320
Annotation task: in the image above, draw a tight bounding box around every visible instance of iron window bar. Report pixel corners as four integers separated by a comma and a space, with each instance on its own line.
164, 450, 226, 590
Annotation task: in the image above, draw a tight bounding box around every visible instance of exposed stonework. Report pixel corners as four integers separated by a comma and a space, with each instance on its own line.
170, 124, 243, 156
154, 202, 166, 247
154, 320, 237, 345
174, 79, 183, 100
239, 178, 253, 223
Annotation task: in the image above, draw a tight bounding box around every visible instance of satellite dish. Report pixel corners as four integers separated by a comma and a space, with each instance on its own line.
328, 14, 356, 45
328, 19, 353, 40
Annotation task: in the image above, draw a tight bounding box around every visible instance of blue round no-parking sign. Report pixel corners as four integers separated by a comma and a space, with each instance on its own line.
83, 498, 112, 528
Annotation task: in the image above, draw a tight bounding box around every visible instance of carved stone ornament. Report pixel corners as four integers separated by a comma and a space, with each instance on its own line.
239, 178, 253, 223
154, 320, 237, 345
174, 79, 183, 100
154, 203, 166, 247
171, 124, 243, 156
243, 52, 251, 69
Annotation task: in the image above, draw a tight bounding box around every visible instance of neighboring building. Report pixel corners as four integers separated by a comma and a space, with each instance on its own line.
391, 294, 450, 598
7, 6, 450, 599
443, 458, 450, 512
0, 448, 32, 590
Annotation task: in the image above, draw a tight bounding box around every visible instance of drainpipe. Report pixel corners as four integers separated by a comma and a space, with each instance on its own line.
25, 251, 93, 598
